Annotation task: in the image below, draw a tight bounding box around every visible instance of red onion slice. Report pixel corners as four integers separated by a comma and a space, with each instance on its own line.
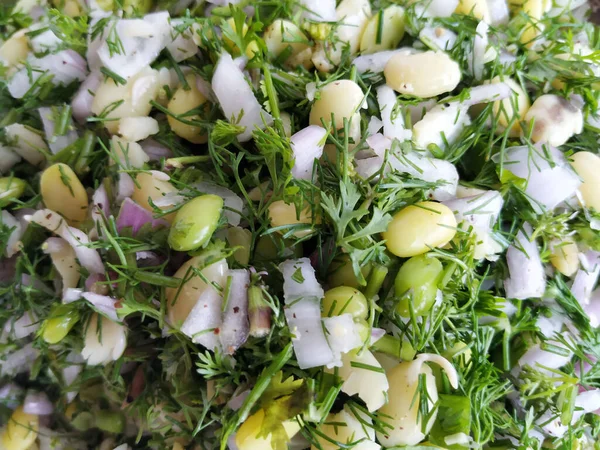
116, 198, 169, 235
23, 391, 53, 415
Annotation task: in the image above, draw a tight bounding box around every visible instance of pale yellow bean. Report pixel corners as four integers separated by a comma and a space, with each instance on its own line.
309, 80, 364, 130
222, 18, 259, 59
165, 256, 229, 326
490, 77, 530, 137
360, 5, 406, 54
312, 406, 377, 450
1, 406, 39, 450
0, 30, 28, 67
167, 73, 210, 144
455, 0, 490, 22
131, 172, 178, 222
92, 66, 160, 134
383, 201, 457, 257
40, 163, 89, 226
570, 152, 600, 211
279, 112, 293, 138
520, 0, 547, 46
268, 200, 321, 237
523, 94, 582, 146
81, 313, 127, 365
549, 238, 579, 277
226, 227, 252, 266
264, 19, 313, 69
384, 51, 461, 98
110, 136, 149, 168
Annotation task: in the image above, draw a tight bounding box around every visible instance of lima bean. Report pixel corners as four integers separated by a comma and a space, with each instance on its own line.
309, 80, 364, 130
0, 177, 26, 207
167, 73, 210, 144
322, 286, 369, 319
168, 194, 223, 251
1, 406, 39, 450
395, 255, 443, 317
40, 163, 88, 226
570, 152, 600, 211
360, 6, 406, 54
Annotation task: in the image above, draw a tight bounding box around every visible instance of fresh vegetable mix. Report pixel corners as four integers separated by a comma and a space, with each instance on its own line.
1, 0, 600, 449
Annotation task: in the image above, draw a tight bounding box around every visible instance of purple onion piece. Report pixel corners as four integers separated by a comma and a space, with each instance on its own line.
116, 198, 169, 236
23, 391, 54, 415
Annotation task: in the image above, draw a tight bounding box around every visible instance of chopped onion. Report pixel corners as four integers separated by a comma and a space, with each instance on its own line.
117, 173, 135, 204
227, 389, 250, 411
2, 210, 23, 257
487, 0, 510, 25
181, 288, 223, 351
377, 85, 411, 142
570, 251, 600, 306
38, 106, 78, 154
2, 312, 38, 341
63, 288, 84, 303
456, 83, 511, 106
140, 139, 173, 161
91, 184, 109, 228
280, 258, 325, 304
27, 209, 105, 275
166, 18, 198, 62
370, 327, 386, 345
419, 26, 457, 52
285, 297, 335, 369
409, 353, 459, 389
471, 21, 489, 81
296, 0, 336, 22
220, 269, 250, 355
0, 145, 22, 174
504, 223, 546, 300
212, 52, 273, 142
517, 342, 572, 375
136, 251, 163, 267
97, 12, 171, 79
443, 190, 504, 231
23, 391, 53, 415
72, 71, 102, 124
323, 314, 362, 367
0, 383, 23, 409
352, 48, 416, 74
193, 182, 244, 227
116, 198, 169, 235
537, 388, 599, 438
367, 116, 383, 136
3, 123, 49, 166
407, 99, 437, 125
8, 50, 88, 99
0, 343, 39, 377
81, 292, 120, 322
416, 0, 459, 17
413, 103, 471, 151
494, 145, 581, 213
290, 125, 327, 180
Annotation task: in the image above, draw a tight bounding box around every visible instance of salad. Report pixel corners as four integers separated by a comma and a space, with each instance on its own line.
1, 0, 600, 448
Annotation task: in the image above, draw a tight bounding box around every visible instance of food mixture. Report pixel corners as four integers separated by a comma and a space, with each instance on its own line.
0, 0, 600, 449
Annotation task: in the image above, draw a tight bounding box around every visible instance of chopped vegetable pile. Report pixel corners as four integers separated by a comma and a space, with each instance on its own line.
2, 0, 600, 449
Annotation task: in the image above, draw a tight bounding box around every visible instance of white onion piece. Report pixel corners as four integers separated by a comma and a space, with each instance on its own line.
180, 288, 223, 351
38, 107, 78, 154
166, 19, 198, 62
457, 83, 511, 106
370, 328, 386, 345
419, 26, 457, 52
367, 116, 383, 136
27, 209, 104, 275
290, 125, 327, 180
280, 258, 324, 304
152, 192, 184, 208
91, 184, 109, 227
220, 269, 250, 355
212, 52, 273, 142
29, 24, 62, 53
0, 383, 23, 409
516, 342, 572, 375
471, 21, 489, 81
494, 145, 581, 213
2, 312, 38, 341
8, 50, 88, 99
570, 251, 600, 306
336, 349, 388, 412
140, 139, 173, 160
63, 288, 83, 303
285, 297, 334, 369
504, 223, 546, 300
323, 314, 362, 367
0, 343, 39, 376
408, 353, 459, 389
407, 99, 437, 125
537, 389, 599, 438
23, 391, 53, 415
81, 292, 120, 322
98, 12, 171, 79
0, 145, 21, 174
1, 210, 23, 257
376, 85, 411, 142
192, 182, 243, 226
413, 103, 471, 151
117, 173, 135, 204
487, 0, 510, 25
296, 0, 336, 21
3, 123, 48, 166
416, 0, 459, 17
585, 289, 600, 327
352, 48, 416, 74
72, 71, 103, 124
